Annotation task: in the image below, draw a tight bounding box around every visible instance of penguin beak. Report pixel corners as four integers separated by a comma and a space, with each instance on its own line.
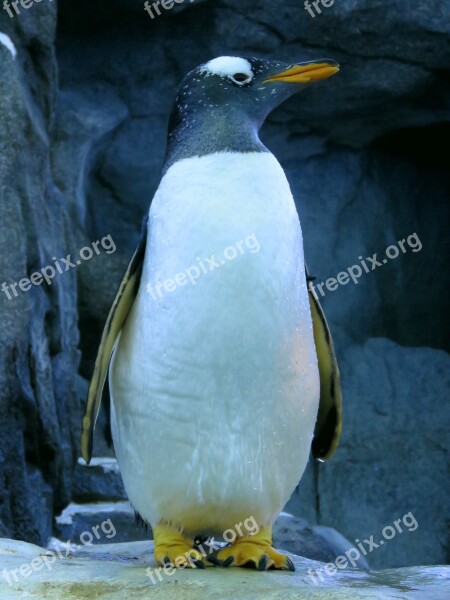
263, 60, 340, 84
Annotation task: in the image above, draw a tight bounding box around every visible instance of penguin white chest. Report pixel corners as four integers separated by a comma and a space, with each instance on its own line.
109, 151, 320, 534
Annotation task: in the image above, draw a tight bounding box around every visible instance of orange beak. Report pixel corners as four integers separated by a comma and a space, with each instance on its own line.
263, 61, 340, 84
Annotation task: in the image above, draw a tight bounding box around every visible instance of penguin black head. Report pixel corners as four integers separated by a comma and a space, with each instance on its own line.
164, 56, 339, 170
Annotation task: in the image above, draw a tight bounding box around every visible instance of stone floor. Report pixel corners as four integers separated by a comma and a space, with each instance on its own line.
1, 538, 449, 600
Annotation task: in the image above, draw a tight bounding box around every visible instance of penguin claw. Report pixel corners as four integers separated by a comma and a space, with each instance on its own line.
257, 555, 269, 571
285, 557, 295, 572
222, 556, 234, 568
206, 553, 234, 568
192, 558, 206, 569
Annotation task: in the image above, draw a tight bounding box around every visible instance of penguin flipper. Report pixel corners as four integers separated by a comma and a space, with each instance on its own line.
81, 226, 147, 463
306, 267, 342, 461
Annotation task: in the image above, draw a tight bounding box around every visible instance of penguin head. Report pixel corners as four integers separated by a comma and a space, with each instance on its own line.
170, 56, 339, 129
165, 56, 339, 168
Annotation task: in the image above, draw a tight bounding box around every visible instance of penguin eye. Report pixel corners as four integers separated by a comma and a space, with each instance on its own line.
230, 73, 252, 86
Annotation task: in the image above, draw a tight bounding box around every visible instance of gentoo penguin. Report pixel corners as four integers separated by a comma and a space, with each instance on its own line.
81, 56, 342, 571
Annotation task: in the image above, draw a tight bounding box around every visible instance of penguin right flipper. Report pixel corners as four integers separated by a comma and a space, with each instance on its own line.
81, 221, 147, 463
306, 266, 343, 462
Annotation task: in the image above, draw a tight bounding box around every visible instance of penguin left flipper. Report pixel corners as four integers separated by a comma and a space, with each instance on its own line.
81, 225, 147, 463
306, 266, 343, 462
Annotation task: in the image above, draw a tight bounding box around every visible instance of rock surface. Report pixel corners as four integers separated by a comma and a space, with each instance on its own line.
52, 499, 370, 569
72, 458, 127, 503
0, 0, 449, 570
0, 9, 81, 546
1, 538, 449, 600
273, 513, 370, 569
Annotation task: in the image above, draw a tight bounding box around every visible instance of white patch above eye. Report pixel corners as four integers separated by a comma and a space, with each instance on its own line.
200, 56, 254, 82
0, 32, 16, 59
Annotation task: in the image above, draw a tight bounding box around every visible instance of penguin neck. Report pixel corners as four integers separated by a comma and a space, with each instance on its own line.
162, 106, 268, 174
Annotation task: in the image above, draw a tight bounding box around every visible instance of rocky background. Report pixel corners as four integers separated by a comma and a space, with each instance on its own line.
0, 0, 449, 571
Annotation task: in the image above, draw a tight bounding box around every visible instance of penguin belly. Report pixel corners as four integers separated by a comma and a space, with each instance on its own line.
109, 151, 320, 536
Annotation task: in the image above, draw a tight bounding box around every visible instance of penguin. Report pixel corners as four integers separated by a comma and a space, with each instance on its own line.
81, 56, 342, 571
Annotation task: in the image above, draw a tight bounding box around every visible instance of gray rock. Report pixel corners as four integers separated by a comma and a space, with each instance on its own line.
1, 538, 449, 599
53, 502, 145, 544
274, 512, 369, 569
0, 12, 81, 545
72, 458, 127, 503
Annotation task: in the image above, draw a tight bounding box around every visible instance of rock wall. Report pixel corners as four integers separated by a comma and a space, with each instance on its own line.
0, 5, 81, 544
0, 0, 449, 567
